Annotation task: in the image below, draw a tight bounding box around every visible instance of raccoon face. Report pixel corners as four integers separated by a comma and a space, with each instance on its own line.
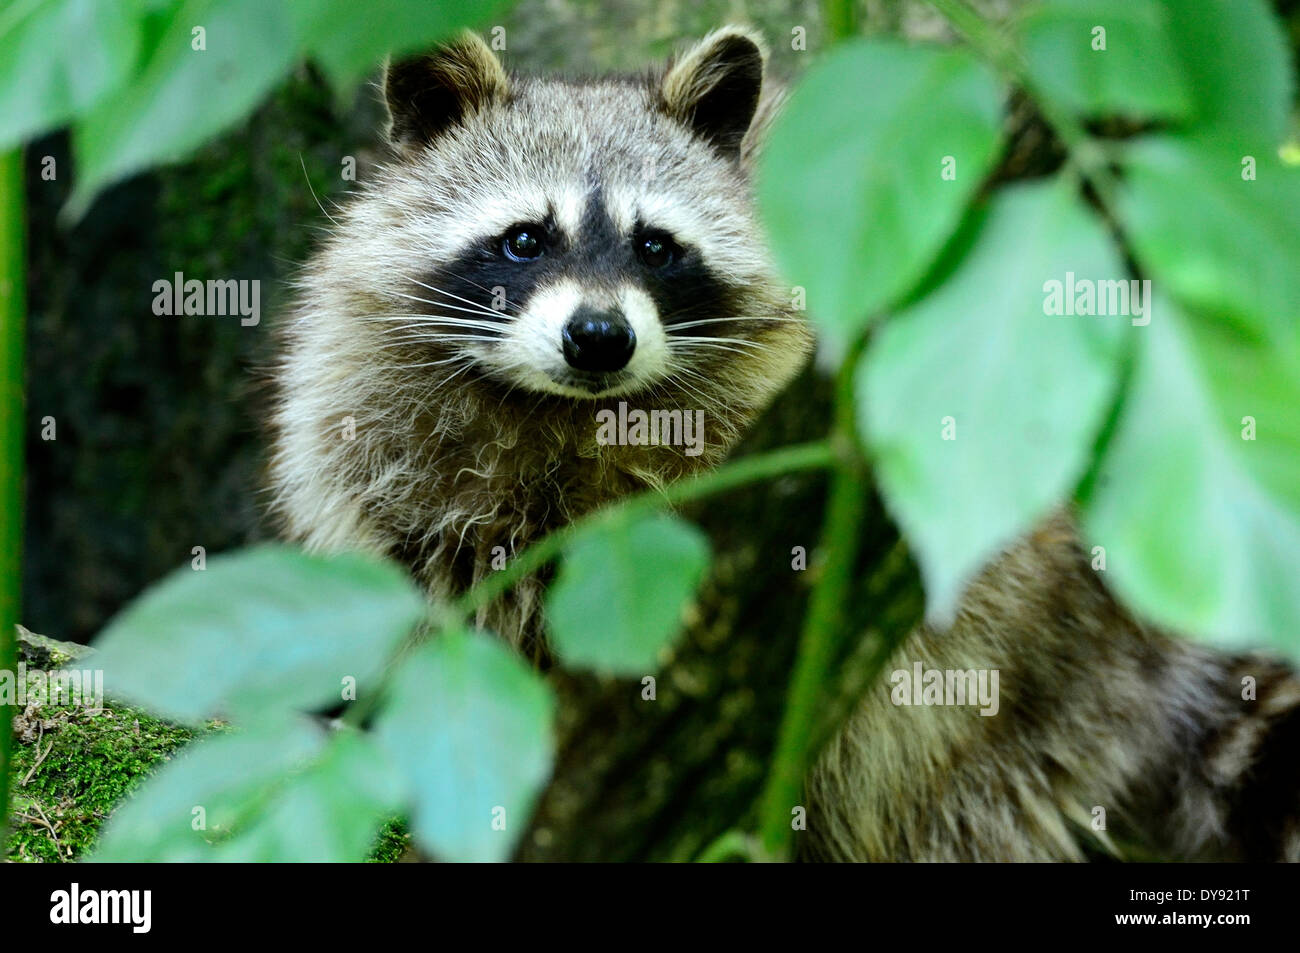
360, 27, 804, 401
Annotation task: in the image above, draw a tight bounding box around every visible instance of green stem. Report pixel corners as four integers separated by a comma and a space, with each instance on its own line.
695, 828, 765, 863
823, 0, 858, 42
758, 334, 870, 860
926, 0, 1120, 210
0, 148, 25, 844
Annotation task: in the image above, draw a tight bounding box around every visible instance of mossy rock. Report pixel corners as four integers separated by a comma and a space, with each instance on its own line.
6, 627, 194, 862
6, 627, 413, 862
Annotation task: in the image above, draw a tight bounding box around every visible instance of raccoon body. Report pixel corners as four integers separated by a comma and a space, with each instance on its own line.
806, 513, 1300, 862
270, 29, 1298, 861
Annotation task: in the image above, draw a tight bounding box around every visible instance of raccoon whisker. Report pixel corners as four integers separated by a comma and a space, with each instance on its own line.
378, 327, 504, 341
376, 338, 499, 356
366, 316, 506, 334
669, 335, 770, 351
672, 362, 742, 411
376, 328, 502, 341
667, 316, 804, 331
666, 375, 714, 410
371, 321, 505, 335
438, 359, 481, 388
407, 271, 525, 313
389, 355, 474, 371
377, 338, 463, 352
387, 290, 509, 320
369, 315, 509, 327
660, 364, 716, 407
298, 153, 342, 229
377, 333, 502, 350
666, 340, 759, 358
400, 274, 522, 316
378, 334, 502, 350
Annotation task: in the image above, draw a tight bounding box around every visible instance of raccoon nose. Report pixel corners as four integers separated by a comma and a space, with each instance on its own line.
561, 310, 636, 373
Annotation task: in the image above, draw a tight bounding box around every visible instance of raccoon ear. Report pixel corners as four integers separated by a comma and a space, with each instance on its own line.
660, 27, 766, 159
382, 32, 508, 150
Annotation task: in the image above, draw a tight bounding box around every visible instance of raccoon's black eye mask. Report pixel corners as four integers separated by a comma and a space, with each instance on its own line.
496, 221, 682, 271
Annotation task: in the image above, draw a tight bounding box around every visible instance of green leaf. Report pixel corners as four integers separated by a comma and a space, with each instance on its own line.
212, 729, 407, 862
546, 512, 710, 674
1120, 136, 1300, 354
291, 0, 510, 90
89, 717, 325, 862
758, 38, 1002, 345
1179, 318, 1300, 516
1082, 297, 1300, 660
374, 630, 554, 863
0, 0, 143, 149
1015, 0, 1191, 121
860, 178, 1126, 620
68, 0, 298, 217
89, 545, 425, 724
1150, 0, 1291, 149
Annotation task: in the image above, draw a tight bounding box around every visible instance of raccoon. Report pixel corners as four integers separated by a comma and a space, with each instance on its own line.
269, 27, 810, 653
270, 28, 1300, 861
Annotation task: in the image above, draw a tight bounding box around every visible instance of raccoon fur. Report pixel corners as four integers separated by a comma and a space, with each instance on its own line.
270, 28, 1300, 861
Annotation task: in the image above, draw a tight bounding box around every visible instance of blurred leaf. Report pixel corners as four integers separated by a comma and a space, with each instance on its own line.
212, 729, 406, 861
0, 0, 143, 150
89, 716, 324, 862
1151, 0, 1291, 148
1178, 317, 1300, 515
375, 629, 553, 863
547, 512, 710, 674
860, 178, 1125, 621
89, 545, 424, 724
1082, 297, 1300, 660
1015, 0, 1190, 121
69, 0, 297, 217
758, 38, 1002, 344
291, 0, 510, 90
1120, 136, 1300, 355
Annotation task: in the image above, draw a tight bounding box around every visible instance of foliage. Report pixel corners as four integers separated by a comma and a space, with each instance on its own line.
762, 0, 1300, 653
0, 0, 509, 216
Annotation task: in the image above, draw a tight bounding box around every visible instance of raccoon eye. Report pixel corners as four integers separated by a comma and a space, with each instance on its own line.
637, 232, 678, 269
503, 227, 545, 261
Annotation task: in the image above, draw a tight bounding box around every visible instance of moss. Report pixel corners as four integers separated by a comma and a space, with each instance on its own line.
6, 672, 193, 862
368, 818, 413, 863
5, 629, 415, 862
